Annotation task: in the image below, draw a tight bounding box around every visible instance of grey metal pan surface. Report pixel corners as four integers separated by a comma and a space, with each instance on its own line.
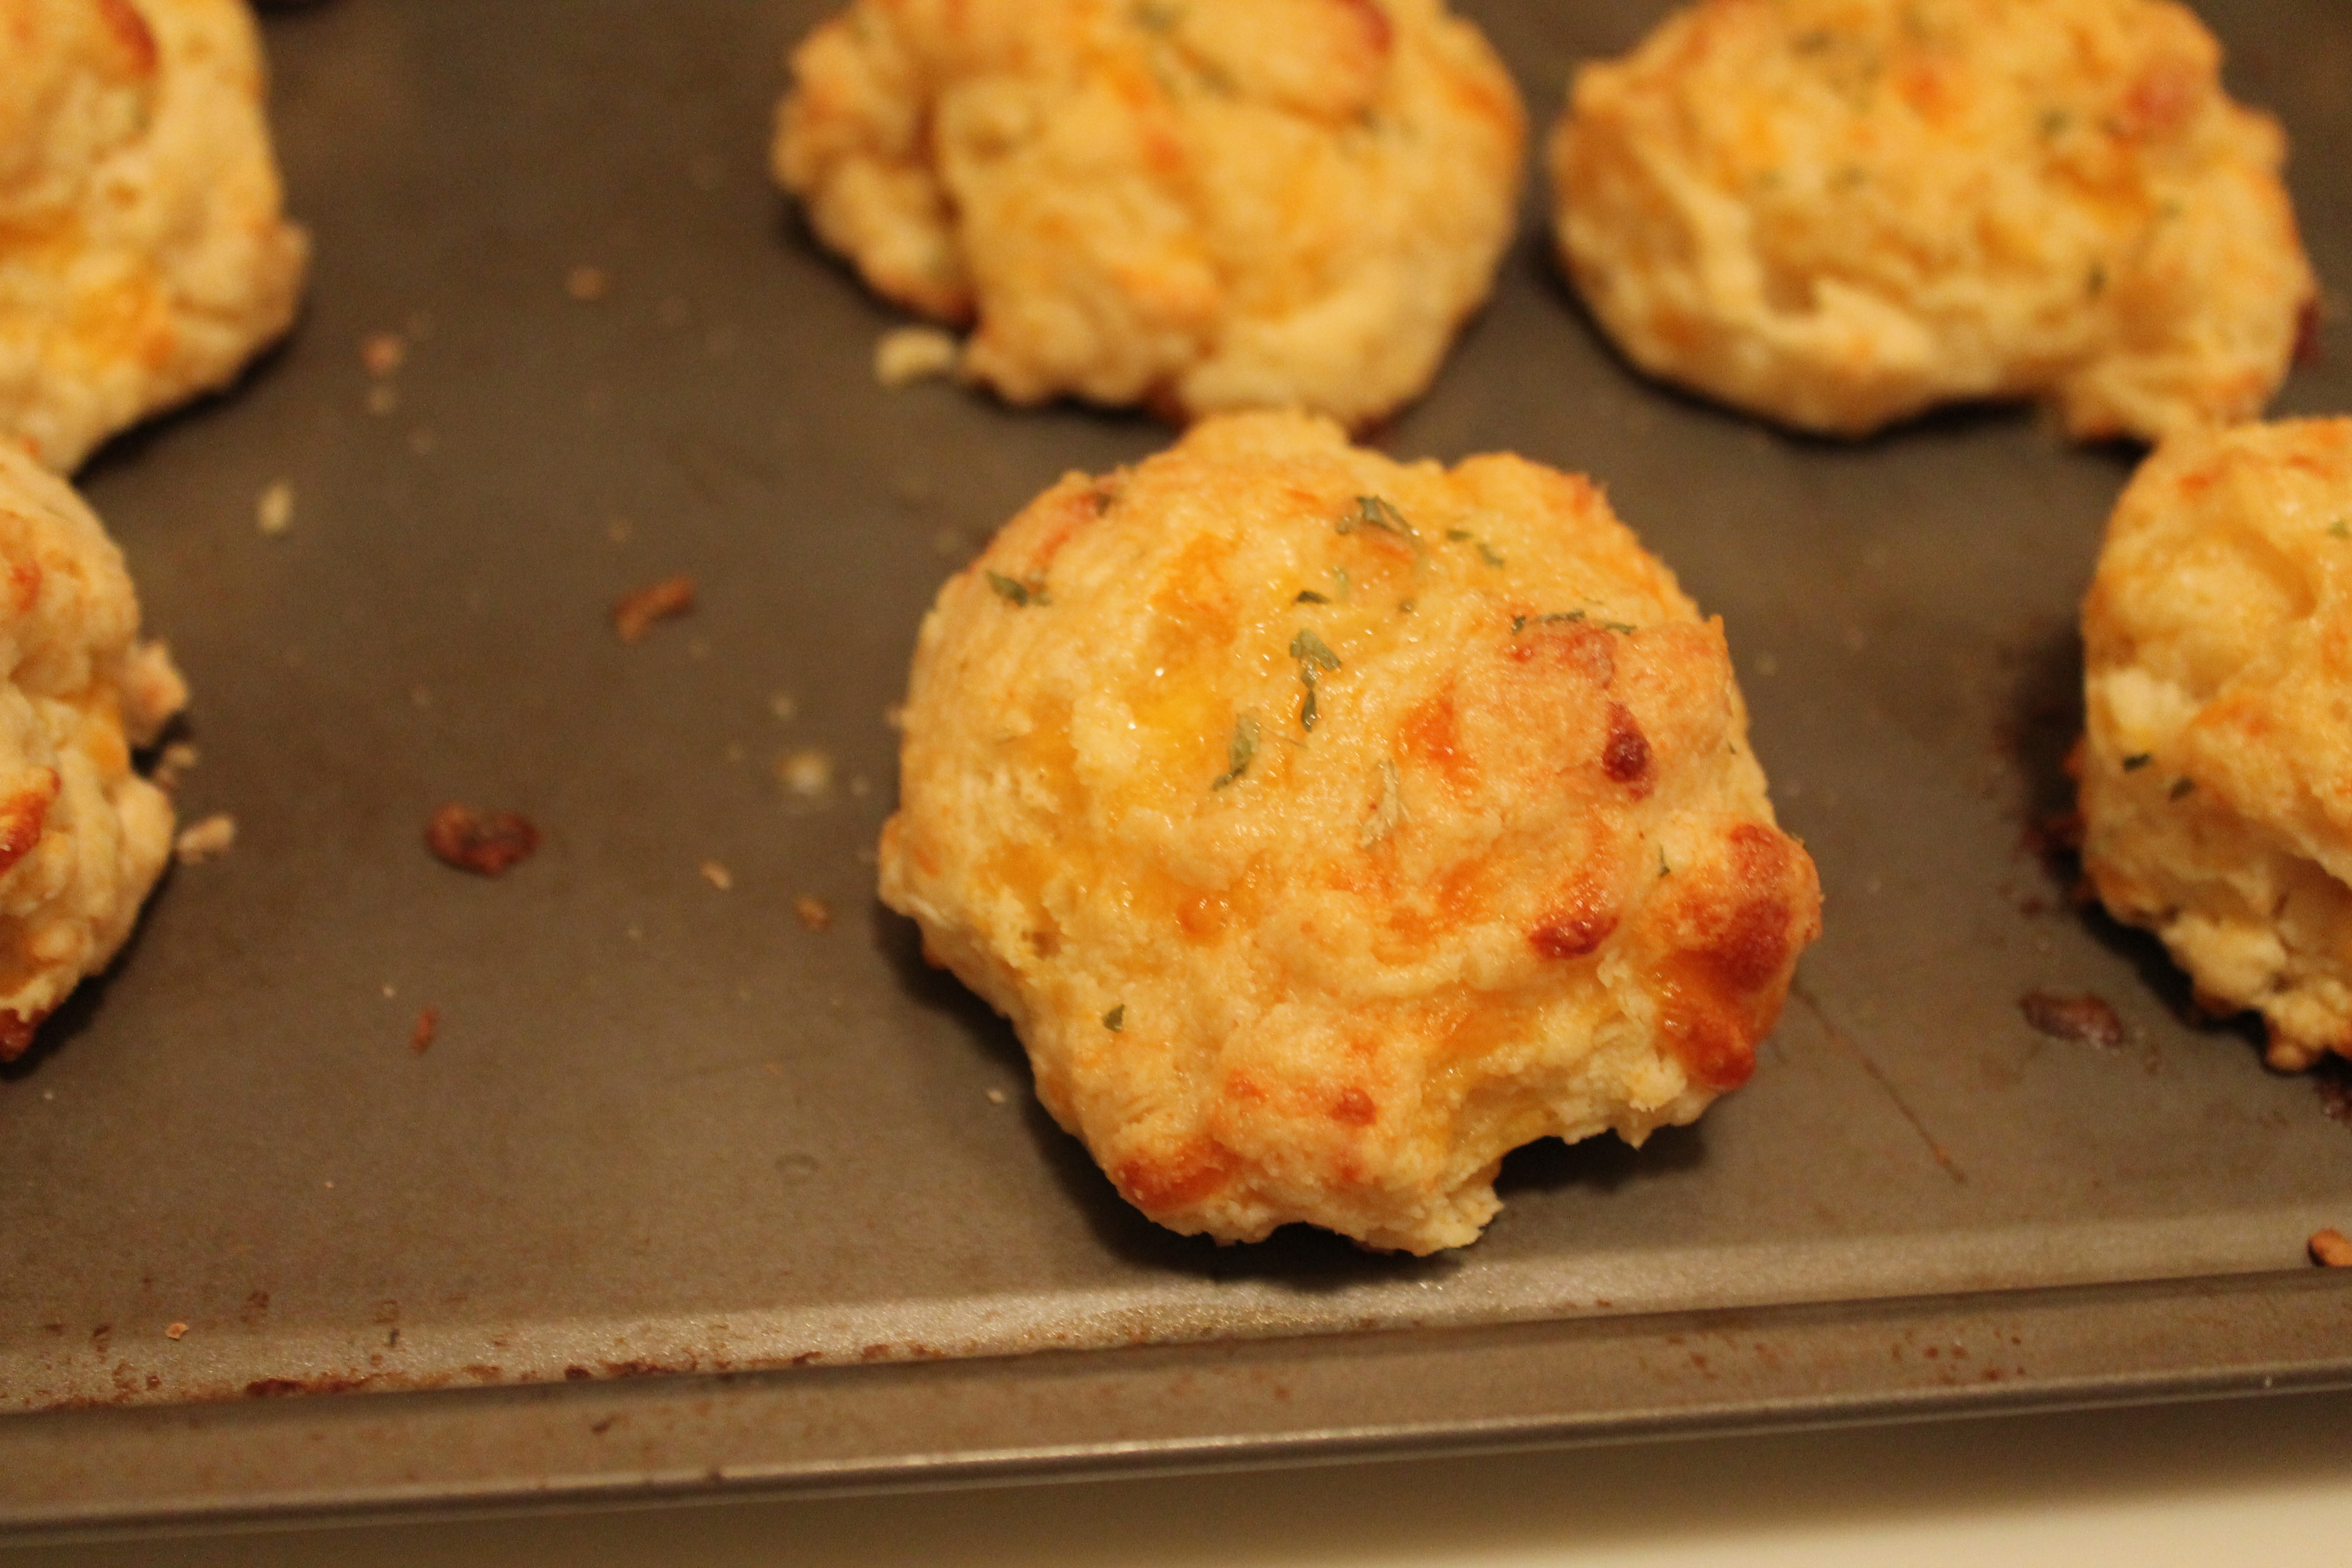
3, 0, 2349, 1535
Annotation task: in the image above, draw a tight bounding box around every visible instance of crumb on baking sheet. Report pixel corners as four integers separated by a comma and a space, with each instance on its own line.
366, 383, 398, 417
2312, 1228, 2352, 1267
2018, 990, 2125, 1049
425, 804, 540, 876
700, 859, 733, 891
612, 574, 696, 644
769, 690, 799, 722
874, 325, 961, 387
153, 741, 200, 790
411, 1005, 438, 1054
360, 331, 405, 378
165, 1323, 187, 1341
256, 480, 293, 536
567, 264, 610, 302
795, 895, 832, 932
777, 748, 834, 799
986, 1088, 1008, 1104
173, 813, 236, 864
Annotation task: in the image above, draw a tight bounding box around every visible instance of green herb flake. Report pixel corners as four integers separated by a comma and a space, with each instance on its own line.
1289, 629, 1341, 671
1104, 1004, 1126, 1032
1543, 611, 1586, 624
1657, 846, 1672, 879
1397, 598, 1416, 615
2037, 106, 2071, 139
1332, 568, 1352, 602
1295, 589, 1330, 604
1511, 614, 1528, 634
2169, 777, 2196, 801
2329, 518, 2350, 541
986, 571, 1048, 607
1212, 714, 1261, 790
1477, 542, 1506, 569
1445, 529, 1473, 542
2086, 262, 2108, 298
2122, 753, 2153, 772
1338, 494, 1418, 543
1602, 620, 1637, 635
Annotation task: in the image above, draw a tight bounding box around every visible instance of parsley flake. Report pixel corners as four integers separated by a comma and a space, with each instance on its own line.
2330, 518, 2350, 541
1104, 1004, 1126, 1032
1477, 542, 1506, 569
1295, 589, 1330, 604
2169, 777, 2196, 801
1337, 494, 1418, 543
1445, 529, 1473, 542
2122, 753, 2152, 772
986, 571, 1049, 607
1212, 714, 1260, 790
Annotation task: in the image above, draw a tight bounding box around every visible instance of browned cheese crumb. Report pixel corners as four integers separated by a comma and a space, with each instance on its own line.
426, 804, 540, 876
2311, 1228, 2352, 1267
567, 265, 610, 302
700, 859, 734, 891
165, 1322, 187, 1341
410, 1005, 439, 1054
612, 574, 696, 644
795, 895, 833, 932
2018, 990, 2126, 1049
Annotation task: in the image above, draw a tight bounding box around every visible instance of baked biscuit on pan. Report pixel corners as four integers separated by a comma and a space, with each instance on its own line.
776, 0, 1526, 428
0, 0, 309, 472
1548, 0, 2315, 441
879, 412, 1821, 1253
2081, 418, 2352, 1071
0, 445, 186, 1059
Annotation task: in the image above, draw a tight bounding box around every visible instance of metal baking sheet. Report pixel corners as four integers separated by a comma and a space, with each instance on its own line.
4, 0, 2349, 1534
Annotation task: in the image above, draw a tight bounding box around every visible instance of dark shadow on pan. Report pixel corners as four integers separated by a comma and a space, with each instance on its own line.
0, 871, 168, 1083
1494, 1119, 1707, 1201
74, 323, 307, 490
1998, 616, 2270, 1062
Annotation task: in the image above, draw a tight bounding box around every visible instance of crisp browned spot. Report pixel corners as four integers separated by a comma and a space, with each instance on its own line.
425, 804, 540, 876
0, 767, 59, 878
2122, 52, 2201, 139
1331, 0, 1393, 55
612, 574, 696, 643
1176, 890, 1229, 940
1400, 693, 1476, 789
94, 0, 157, 76
410, 1006, 439, 1054
1659, 1000, 1754, 1092
2313, 1229, 2352, 1267
1531, 910, 1617, 960
1602, 703, 1650, 790
1330, 1086, 1377, 1126
1113, 1137, 1236, 1213
0, 1009, 39, 1063
1698, 825, 1806, 992
4, 558, 39, 613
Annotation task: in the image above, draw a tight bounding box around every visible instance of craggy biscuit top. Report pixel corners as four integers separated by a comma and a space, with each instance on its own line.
0, 0, 309, 472
880, 412, 1820, 1252
1549, 0, 2315, 440
775, 0, 1526, 428
0, 445, 184, 1058
2082, 419, 2352, 1069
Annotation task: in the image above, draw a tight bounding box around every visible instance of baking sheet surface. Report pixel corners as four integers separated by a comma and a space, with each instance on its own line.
3, 0, 2350, 1521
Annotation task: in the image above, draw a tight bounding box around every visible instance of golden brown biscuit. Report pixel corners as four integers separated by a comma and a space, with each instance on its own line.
2081, 418, 2352, 1071
879, 412, 1821, 1252
775, 0, 1526, 428
0, 0, 309, 472
0, 444, 186, 1059
1548, 0, 2316, 441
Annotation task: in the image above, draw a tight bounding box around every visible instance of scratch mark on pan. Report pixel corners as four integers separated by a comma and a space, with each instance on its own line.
1789, 981, 1966, 1184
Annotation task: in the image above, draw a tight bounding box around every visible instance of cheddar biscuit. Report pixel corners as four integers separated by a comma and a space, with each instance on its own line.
2081, 418, 2352, 1071
0, 445, 187, 1058
775, 0, 1526, 428
879, 412, 1821, 1252
1548, 0, 2315, 440
0, 0, 309, 472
